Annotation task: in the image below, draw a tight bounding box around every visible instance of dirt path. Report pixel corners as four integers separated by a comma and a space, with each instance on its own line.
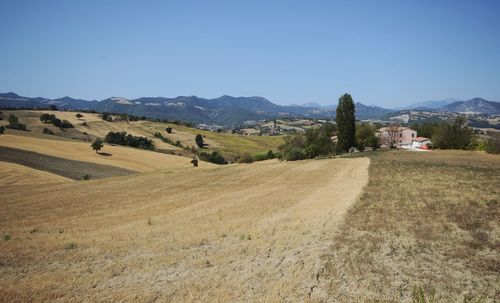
0, 157, 369, 302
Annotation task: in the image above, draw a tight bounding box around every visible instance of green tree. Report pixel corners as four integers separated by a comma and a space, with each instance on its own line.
40, 113, 55, 123
355, 123, 378, 151
195, 134, 204, 148
91, 138, 104, 153
52, 118, 62, 128
336, 93, 356, 153
6, 114, 27, 130
101, 112, 111, 121
60, 120, 74, 128
432, 116, 472, 150
75, 113, 83, 120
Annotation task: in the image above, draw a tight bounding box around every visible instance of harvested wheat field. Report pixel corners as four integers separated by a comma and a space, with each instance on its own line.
0, 134, 210, 172
0, 157, 369, 302
0, 161, 71, 186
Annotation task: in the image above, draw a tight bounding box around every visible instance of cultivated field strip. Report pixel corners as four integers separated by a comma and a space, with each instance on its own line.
0, 146, 136, 180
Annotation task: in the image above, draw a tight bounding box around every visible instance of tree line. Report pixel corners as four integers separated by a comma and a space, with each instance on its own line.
104, 131, 154, 150
40, 113, 74, 129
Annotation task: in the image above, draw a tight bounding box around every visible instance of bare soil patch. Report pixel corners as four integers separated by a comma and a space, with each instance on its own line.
0, 146, 135, 180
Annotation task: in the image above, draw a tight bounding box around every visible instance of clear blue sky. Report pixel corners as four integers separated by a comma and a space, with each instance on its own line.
1, 0, 499, 107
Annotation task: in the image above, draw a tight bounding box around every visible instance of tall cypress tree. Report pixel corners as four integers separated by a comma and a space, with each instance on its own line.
336, 93, 356, 153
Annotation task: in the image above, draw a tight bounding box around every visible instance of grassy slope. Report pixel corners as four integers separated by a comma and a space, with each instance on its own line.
0, 110, 284, 160
0, 110, 180, 151
0, 158, 368, 302
140, 121, 284, 160
319, 150, 500, 302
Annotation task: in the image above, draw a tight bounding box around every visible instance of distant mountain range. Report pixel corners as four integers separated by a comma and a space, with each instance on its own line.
396, 98, 463, 110
1, 92, 498, 125
0, 92, 395, 125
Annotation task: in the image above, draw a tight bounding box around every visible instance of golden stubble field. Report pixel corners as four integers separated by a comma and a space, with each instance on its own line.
0, 134, 207, 173
0, 157, 369, 302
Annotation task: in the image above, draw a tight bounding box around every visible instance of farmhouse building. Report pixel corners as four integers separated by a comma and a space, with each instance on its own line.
377, 126, 417, 147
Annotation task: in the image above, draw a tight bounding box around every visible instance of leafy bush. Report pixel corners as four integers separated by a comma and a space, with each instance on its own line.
278, 122, 336, 161
40, 113, 56, 123
101, 112, 112, 121
432, 116, 472, 150
105, 131, 154, 150
238, 153, 254, 163
39, 114, 73, 128
485, 133, 500, 154
0, 125, 4, 135
165, 127, 172, 133
42, 127, 54, 135
60, 120, 74, 128
6, 114, 27, 130
52, 118, 62, 127
198, 151, 228, 164
195, 134, 204, 148
355, 123, 379, 151
284, 147, 306, 161
65, 242, 77, 250
253, 150, 276, 162
154, 132, 183, 147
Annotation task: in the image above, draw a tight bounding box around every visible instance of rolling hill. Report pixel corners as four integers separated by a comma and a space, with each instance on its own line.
0, 110, 284, 161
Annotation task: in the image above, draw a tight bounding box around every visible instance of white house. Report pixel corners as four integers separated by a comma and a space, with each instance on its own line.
377, 126, 417, 147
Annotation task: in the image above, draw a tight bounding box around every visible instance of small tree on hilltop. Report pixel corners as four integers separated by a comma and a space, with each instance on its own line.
91, 138, 104, 153
195, 134, 204, 148
76, 113, 83, 120
165, 127, 172, 134
336, 93, 356, 153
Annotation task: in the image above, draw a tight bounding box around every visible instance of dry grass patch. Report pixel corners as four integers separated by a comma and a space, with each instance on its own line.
318, 150, 499, 302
